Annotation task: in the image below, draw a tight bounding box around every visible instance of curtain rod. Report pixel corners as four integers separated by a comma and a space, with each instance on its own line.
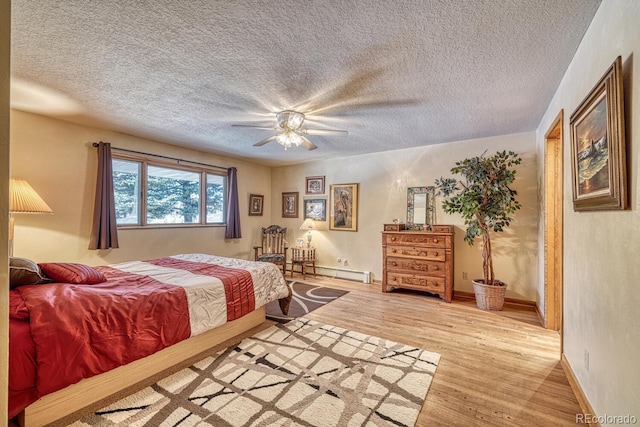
92, 143, 228, 171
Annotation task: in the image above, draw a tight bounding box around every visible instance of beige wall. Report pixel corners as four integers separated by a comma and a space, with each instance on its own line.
10, 110, 275, 265
11, 111, 539, 300
1, 1, 10, 423
272, 131, 539, 300
536, 0, 640, 419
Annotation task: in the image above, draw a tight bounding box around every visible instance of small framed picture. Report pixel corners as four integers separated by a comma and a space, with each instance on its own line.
304, 198, 326, 221
329, 183, 359, 231
282, 192, 299, 218
305, 176, 325, 195
248, 194, 264, 216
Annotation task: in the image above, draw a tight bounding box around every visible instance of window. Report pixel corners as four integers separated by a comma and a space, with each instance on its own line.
147, 165, 201, 224
206, 173, 225, 223
112, 156, 227, 227
113, 159, 141, 225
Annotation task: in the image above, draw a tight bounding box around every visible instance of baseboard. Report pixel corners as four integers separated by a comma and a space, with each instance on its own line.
561, 354, 600, 426
454, 290, 536, 307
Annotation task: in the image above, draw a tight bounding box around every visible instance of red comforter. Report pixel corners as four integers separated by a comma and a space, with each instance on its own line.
8, 255, 273, 419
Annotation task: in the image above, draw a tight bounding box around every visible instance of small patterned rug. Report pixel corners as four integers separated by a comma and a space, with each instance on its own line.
69, 318, 440, 427
265, 281, 348, 323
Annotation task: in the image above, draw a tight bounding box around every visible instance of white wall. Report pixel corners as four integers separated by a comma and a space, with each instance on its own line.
536, 0, 640, 420
10, 110, 275, 265
272, 131, 539, 300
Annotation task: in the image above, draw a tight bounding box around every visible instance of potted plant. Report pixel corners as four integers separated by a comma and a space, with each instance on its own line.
435, 150, 522, 310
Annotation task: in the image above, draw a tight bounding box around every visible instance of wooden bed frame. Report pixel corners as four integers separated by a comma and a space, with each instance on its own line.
16, 306, 266, 427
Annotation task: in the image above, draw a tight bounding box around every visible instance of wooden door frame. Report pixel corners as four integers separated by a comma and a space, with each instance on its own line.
544, 110, 564, 337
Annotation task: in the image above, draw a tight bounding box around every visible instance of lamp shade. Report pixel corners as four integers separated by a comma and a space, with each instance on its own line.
10, 179, 53, 213
299, 218, 317, 231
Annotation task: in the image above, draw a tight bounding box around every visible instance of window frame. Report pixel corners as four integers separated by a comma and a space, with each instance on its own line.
112, 153, 227, 229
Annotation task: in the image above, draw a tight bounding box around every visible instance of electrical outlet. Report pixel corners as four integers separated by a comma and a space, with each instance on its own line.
584, 349, 590, 371
336, 257, 342, 263
462, 271, 469, 280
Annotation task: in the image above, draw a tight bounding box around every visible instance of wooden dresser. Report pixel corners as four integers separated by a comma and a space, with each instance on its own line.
381, 225, 454, 302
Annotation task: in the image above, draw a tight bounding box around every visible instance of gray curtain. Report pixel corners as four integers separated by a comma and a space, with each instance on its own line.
225, 167, 241, 239
89, 141, 119, 249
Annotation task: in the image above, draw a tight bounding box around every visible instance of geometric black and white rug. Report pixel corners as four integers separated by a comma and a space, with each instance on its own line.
69, 318, 440, 426
265, 281, 348, 323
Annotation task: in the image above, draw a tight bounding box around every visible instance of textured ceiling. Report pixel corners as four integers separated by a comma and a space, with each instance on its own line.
10, 0, 601, 166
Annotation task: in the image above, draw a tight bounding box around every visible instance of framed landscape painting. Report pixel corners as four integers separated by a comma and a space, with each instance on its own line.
569, 56, 627, 211
305, 176, 325, 195
329, 183, 358, 231
304, 198, 326, 221
282, 192, 299, 218
248, 194, 263, 216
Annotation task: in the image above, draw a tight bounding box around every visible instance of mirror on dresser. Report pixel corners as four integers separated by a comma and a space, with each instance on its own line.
406, 186, 435, 230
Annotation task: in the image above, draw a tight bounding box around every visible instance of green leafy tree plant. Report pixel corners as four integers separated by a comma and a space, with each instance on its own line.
435, 151, 522, 286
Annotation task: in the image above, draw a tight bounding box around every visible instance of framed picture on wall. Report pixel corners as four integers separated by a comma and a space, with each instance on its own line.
329, 183, 358, 231
282, 192, 299, 218
304, 198, 326, 221
248, 194, 264, 216
305, 176, 325, 195
569, 56, 627, 211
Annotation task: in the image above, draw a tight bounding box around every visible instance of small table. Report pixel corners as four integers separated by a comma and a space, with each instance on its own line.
290, 247, 317, 279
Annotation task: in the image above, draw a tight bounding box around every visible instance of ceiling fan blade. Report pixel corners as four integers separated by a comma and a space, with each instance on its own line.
299, 135, 318, 151
232, 124, 279, 131
303, 128, 349, 136
254, 135, 277, 147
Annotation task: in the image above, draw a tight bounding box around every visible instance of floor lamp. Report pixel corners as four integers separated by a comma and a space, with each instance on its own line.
9, 178, 53, 257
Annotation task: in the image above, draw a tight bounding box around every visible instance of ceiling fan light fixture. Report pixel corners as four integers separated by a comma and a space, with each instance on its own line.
276, 110, 305, 130
276, 130, 303, 150
234, 109, 344, 151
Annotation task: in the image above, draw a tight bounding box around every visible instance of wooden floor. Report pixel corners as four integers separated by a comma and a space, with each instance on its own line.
15, 275, 582, 427
293, 275, 582, 427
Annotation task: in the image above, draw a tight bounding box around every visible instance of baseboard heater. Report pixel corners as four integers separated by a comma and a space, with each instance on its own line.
299, 264, 372, 283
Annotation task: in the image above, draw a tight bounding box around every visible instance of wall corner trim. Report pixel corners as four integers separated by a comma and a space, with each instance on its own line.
535, 302, 544, 327
561, 353, 600, 427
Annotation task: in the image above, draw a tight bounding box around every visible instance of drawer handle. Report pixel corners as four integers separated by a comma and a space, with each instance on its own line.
390, 236, 397, 241
391, 261, 397, 266
433, 238, 439, 243
391, 249, 397, 253
432, 252, 439, 257
433, 266, 439, 270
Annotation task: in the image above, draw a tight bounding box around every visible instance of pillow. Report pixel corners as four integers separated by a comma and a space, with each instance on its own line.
9, 257, 51, 288
38, 262, 107, 285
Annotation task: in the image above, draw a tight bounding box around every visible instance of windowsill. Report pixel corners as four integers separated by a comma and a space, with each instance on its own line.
117, 223, 226, 230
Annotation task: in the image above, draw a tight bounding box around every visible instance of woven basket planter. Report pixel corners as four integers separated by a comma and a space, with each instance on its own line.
472, 280, 507, 311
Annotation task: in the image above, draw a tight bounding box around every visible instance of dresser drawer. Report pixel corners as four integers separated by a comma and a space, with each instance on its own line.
384, 223, 406, 231
384, 233, 450, 248
430, 225, 454, 233
386, 256, 445, 276
385, 273, 445, 292
386, 245, 445, 261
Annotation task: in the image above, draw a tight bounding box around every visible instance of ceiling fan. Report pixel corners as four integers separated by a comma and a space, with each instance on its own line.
232, 110, 348, 151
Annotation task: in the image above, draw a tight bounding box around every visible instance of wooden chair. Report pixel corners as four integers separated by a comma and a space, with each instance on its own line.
253, 225, 288, 274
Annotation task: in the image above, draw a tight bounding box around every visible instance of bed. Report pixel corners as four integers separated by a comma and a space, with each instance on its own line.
8, 253, 291, 427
